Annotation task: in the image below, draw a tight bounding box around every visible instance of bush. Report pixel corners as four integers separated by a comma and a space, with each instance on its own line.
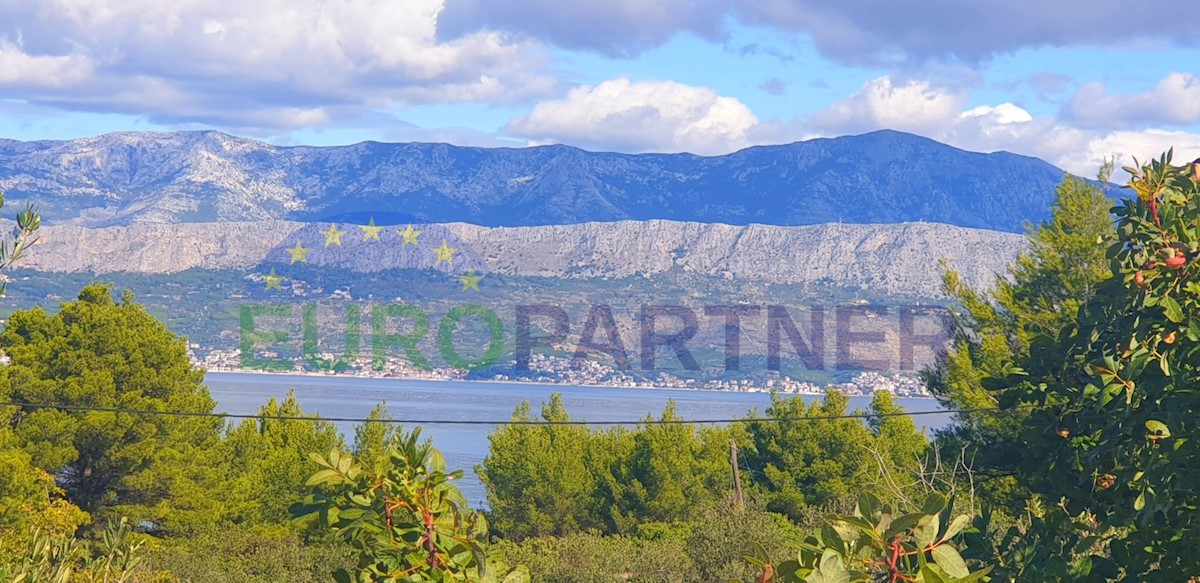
684, 501, 807, 582
495, 532, 694, 583
134, 528, 353, 583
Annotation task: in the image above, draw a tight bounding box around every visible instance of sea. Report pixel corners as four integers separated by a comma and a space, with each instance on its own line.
204, 371, 952, 507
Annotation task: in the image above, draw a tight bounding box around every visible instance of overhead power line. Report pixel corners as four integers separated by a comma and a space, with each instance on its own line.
0, 400, 1028, 426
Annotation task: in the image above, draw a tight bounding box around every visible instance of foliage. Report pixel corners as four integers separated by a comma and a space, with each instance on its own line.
480, 394, 743, 538
354, 402, 400, 467
134, 527, 355, 583
601, 402, 734, 532
683, 500, 809, 582
221, 390, 345, 527
493, 531, 695, 583
492, 501, 805, 583
0, 437, 91, 562
742, 390, 927, 521
0, 284, 226, 531
988, 152, 1200, 579
294, 427, 527, 582
960, 496, 1118, 581
0, 189, 41, 296
482, 392, 927, 539
747, 492, 990, 583
479, 394, 611, 538
924, 172, 1115, 509
861, 391, 929, 504
0, 517, 145, 583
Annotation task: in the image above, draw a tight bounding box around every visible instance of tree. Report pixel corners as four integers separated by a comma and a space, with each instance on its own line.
478, 394, 603, 539
989, 152, 1200, 579
863, 391, 928, 504
480, 395, 736, 538
0, 191, 56, 537
294, 427, 528, 582
0, 435, 89, 563
927, 172, 1113, 407
221, 390, 344, 527
0, 517, 145, 583
353, 402, 400, 468
746, 492, 990, 583
606, 402, 731, 528
0, 284, 225, 531
923, 172, 1114, 507
741, 391, 925, 520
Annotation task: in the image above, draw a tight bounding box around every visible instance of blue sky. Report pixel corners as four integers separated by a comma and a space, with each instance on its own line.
2, 1, 1199, 174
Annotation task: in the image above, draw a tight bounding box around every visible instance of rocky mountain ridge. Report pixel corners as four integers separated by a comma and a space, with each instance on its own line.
0, 130, 1073, 232
21, 220, 1025, 298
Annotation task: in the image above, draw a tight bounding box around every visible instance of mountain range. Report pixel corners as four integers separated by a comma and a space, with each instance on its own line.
0, 130, 1061, 375
19, 220, 1024, 298
0, 130, 1075, 232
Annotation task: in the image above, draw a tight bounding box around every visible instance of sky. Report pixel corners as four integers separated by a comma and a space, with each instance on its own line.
2, 0, 1200, 175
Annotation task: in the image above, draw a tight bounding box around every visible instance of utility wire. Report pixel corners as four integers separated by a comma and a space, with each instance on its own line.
0, 400, 1030, 426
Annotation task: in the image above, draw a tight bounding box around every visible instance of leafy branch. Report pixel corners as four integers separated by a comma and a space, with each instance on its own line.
0, 190, 41, 295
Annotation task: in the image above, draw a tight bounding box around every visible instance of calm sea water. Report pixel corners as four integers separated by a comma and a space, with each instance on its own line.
204, 372, 951, 506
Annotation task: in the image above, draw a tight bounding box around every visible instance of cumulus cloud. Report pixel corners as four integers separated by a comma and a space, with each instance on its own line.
765, 75, 1200, 177
810, 76, 967, 135
0, 43, 93, 87
882, 100, 1200, 178
500, 73, 1200, 174
0, 0, 554, 133
503, 79, 758, 155
1067, 72, 1200, 128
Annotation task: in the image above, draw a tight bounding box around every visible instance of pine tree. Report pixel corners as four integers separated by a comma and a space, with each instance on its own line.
0, 284, 225, 531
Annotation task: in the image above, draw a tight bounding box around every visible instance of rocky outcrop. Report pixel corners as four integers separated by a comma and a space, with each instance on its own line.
23, 220, 1024, 297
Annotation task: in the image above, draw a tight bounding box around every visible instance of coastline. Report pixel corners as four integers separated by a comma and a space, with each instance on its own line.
202, 367, 937, 400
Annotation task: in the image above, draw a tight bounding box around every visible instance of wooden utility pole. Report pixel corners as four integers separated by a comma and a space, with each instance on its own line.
730, 438, 744, 511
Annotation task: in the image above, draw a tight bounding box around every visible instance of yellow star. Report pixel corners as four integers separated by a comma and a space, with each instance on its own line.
458, 268, 482, 292
398, 223, 422, 246
320, 224, 346, 247
433, 240, 457, 265
263, 268, 283, 291
286, 241, 312, 264
360, 218, 383, 242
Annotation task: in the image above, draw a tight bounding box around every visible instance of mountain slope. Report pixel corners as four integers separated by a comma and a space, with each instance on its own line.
0, 130, 1071, 232
20, 220, 1024, 298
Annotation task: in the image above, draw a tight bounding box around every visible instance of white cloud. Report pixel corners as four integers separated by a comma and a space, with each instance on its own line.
504, 78, 759, 155
500, 73, 1200, 175
0, 0, 554, 132
936, 103, 1200, 178
0, 43, 92, 87
776, 75, 1200, 177
1067, 72, 1200, 128
961, 103, 1033, 125
810, 77, 966, 135
1067, 130, 1200, 176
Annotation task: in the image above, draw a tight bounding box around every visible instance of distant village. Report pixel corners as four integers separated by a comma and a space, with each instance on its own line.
199, 347, 932, 398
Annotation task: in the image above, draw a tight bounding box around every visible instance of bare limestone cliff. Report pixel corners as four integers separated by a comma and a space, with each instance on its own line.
22, 220, 1024, 298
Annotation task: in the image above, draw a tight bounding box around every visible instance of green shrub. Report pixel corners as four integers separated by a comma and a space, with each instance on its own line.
134, 528, 353, 583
